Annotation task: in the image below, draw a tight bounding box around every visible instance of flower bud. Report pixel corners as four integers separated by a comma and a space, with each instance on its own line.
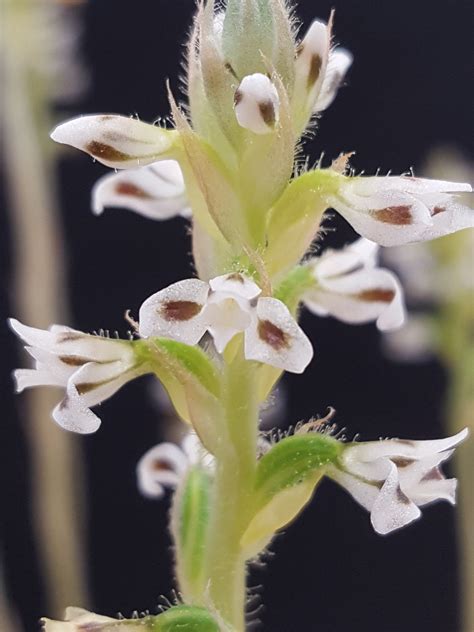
234, 73, 280, 134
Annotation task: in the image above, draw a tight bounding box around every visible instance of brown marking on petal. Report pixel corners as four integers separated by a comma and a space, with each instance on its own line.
373, 205, 413, 225
307, 53, 323, 87
151, 458, 173, 473
391, 457, 416, 468
226, 273, 245, 283
160, 300, 202, 321
75, 382, 100, 395
257, 319, 289, 351
432, 206, 446, 216
99, 115, 115, 121
58, 355, 91, 367
395, 486, 412, 505
258, 100, 276, 127
85, 140, 132, 163
355, 288, 396, 303
234, 89, 243, 106
56, 332, 84, 343
115, 181, 153, 199
395, 439, 416, 446
420, 467, 444, 482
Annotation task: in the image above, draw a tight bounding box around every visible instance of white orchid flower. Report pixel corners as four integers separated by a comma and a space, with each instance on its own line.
327, 175, 473, 246
303, 238, 405, 331
10, 319, 148, 434
327, 428, 469, 534
294, 16, 353, 115
234, 73, 280, 135
137, 433, 213, 499
92, 159, 191, 220
139, 272, 313, 373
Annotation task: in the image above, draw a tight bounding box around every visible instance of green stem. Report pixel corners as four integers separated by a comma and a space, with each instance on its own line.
205, 344, 259, 630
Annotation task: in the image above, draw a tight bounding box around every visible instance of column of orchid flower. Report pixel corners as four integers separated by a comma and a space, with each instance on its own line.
10, 1, 473, 631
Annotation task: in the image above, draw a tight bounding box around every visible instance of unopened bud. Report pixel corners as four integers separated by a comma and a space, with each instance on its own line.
234, 73, 280, 134
296, 19, 329, 91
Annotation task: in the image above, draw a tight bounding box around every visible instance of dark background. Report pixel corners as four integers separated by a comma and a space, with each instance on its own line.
1, 1, 473, 630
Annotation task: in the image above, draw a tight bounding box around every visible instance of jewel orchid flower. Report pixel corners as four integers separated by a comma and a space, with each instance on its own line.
139, 272, 313, 373
137, 433, 213, 499
92, 159, 190, 220
327, 428, 469, 534
302, 238, 405, 331
326, 174, 474, 247
9, 318, 149, 434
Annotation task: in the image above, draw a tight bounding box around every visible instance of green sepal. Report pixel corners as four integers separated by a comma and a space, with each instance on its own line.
255, 433, 342, 499
149, 605, 220, 631
274, 265, 315, 314
171, 468, 212, 601
241, 433, 342, 556
264, 168, 341, 277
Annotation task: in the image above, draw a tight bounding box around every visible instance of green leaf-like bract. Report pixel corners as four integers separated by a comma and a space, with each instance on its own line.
150, 605, 220, 631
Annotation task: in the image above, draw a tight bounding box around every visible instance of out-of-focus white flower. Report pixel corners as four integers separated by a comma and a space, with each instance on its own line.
303, 238, 405, 330
41, 607, 122, 631
137, 433, 212, 498
10, 319, 148, 434
382, 315, 435, 362
92, 160, 191, 220
234, 73, 280, 134
139, 273, 313, 373
327, 428, 468, 534
327, 175, 473, 246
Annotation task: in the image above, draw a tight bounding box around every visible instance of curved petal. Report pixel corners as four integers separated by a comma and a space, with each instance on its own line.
326, 465, 379, 513
202, 293, 252, 353
294, 19, 331, 111
136, 443, 188, 498
370, 462, 421, 535
304, 268, 405, 330
13, 368, 65, 392
92, 160, 190, 220
139, 279, 209, 344
52, 384, 101, 434
244, 297, 313, 373
314, 48, 353, 112
51, 114, 178, 169
208, 273, 261, 300
234, 73, 280, 134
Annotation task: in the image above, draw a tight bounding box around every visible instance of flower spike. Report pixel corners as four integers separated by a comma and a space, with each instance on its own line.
328, 428, 469, 534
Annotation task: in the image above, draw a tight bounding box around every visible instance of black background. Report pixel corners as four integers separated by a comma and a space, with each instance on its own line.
1, 1, 473, 631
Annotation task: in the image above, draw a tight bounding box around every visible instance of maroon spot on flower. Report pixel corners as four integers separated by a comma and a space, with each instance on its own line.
58, 355, 90, 367
395, 439, 416, 446
151, 459, 173, 473
258, 99, 276, 127
257, 319, 289, 351
391, 457, 416, 468
355, 288, 395, 303
395, 486, 412, 505
160, 300, 202, 321
56, 332, 84, 343
420, 467, 444, 482
234, 89, 243, 106
115, 182, 153, 199
307, 53, 323, 87
373, 205, 413, 225
431, 206, 446, 216
75, 382, 100, 395
85, 141, 132, 162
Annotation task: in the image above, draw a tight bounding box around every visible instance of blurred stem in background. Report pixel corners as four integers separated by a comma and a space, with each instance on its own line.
2, 0, 89, 617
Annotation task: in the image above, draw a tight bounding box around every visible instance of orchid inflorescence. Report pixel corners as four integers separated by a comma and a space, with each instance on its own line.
10, 1, 472, 630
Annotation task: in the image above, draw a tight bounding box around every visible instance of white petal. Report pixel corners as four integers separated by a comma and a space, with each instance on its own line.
314, 48, 353, 112
346, 428, 469, 463
66, 360, 139, 408
348, 237, 379, 266
50, 114, 177, 169
295, 19, 331, 109
244, 297, 313, 373
359, 176, 472, 196
92, 160, 190, 220
13, 368, 65, 392
304, 268, 405, 330
313, 250, 364, 279
409, 476, 457, 507
208, 273, 261, 300
234, 74, 280, 134
136, 443, 188, 498
202, 293, 252, 353
326, 464, 380, 512
370, 462, 421, 534
52, 384, 101, 434
138, 279, 209, 344
9, 318, 55, 349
